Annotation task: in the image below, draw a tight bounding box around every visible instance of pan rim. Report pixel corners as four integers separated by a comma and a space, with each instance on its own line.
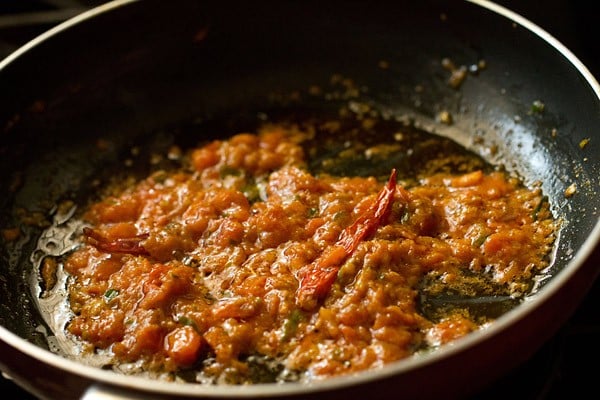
1, 0, 599, 397
0, 0, 140, 73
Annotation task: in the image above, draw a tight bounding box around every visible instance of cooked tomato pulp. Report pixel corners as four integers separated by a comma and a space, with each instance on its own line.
62, 122, 556, 384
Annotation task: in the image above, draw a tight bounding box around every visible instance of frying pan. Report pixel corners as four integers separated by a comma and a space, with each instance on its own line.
1, 0, 599, 399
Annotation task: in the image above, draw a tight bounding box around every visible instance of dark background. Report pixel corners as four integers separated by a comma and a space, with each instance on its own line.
0, 1, 598, 399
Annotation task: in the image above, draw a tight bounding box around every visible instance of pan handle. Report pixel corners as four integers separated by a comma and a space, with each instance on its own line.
81, 383, 169, 400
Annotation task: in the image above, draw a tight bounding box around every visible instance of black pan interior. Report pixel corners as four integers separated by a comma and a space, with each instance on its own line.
0, 0, 599, 355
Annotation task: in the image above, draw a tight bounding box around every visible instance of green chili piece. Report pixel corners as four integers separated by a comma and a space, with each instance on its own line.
103, 288, 119, 302
282, 309, 303, 340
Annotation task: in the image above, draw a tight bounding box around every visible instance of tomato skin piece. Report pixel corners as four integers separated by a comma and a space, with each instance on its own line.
83, 227, 149, 255
296, 169, 399, 310
164, 325, 205, 367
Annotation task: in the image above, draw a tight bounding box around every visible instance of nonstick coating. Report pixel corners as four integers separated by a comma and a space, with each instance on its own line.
1, 1, 599, 399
